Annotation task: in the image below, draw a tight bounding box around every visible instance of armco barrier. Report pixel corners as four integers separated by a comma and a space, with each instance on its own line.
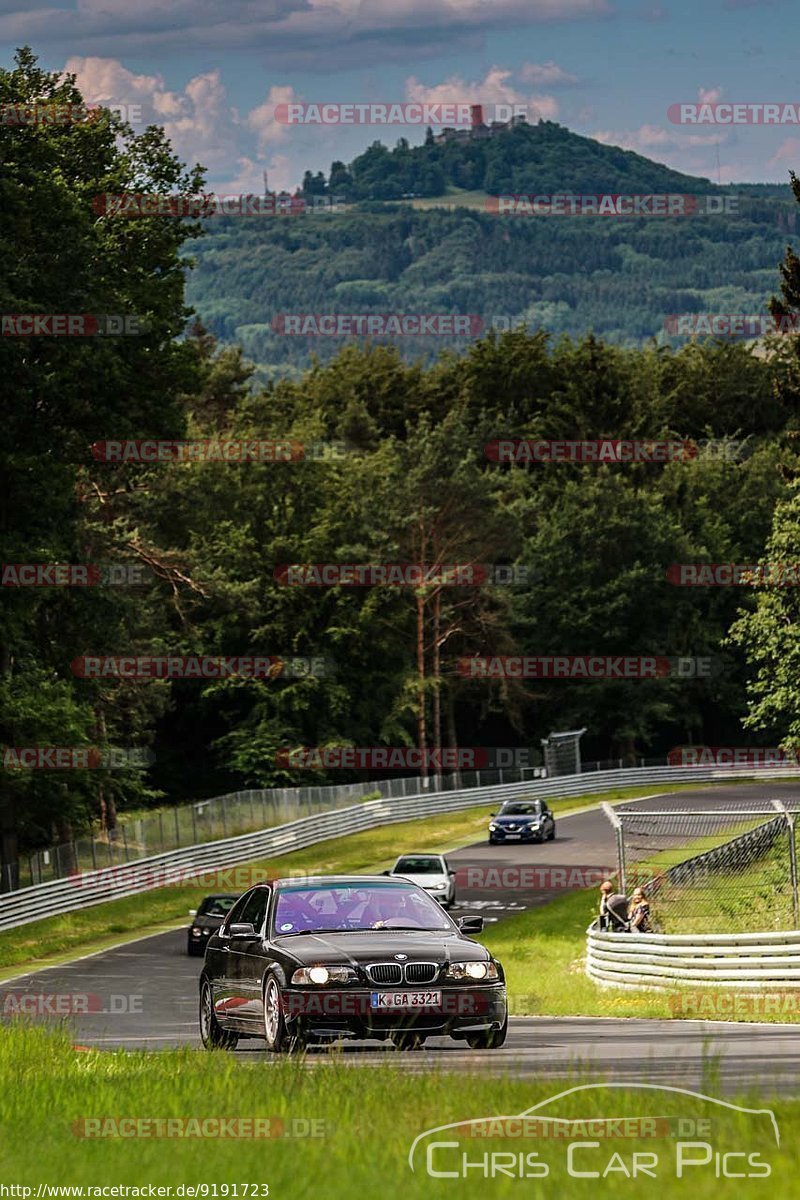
2, 763, 800, 931
586, 926, 800, 990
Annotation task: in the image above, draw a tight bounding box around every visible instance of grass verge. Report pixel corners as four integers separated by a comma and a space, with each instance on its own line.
0, 1025, 790, 1196
485, 885, 800, 1023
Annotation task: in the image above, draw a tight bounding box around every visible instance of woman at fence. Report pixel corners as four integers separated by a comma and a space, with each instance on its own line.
628, 887, 651, 933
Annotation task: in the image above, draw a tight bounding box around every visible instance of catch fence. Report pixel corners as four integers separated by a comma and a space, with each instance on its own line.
602, 797, 800, 932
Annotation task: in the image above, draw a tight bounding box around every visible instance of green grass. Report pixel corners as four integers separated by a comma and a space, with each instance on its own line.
485, 884, 800, 1023
653, 844, 797, 935
0, 1025, 792, 1197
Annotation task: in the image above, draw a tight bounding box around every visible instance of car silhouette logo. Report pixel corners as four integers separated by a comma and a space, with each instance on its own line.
394, 953, 408, 961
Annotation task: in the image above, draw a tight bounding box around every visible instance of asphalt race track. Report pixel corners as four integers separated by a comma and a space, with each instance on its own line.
6, 781, 800, 1092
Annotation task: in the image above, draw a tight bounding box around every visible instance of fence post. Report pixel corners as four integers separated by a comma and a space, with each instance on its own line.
601, 802, 626, 895
772, 798, 800, 927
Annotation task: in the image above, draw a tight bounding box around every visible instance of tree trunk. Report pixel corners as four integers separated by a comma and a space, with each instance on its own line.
0, 642, 19, 891
416, 590, 427, 781
432, 590, 442, 790
446, 690, 461, 791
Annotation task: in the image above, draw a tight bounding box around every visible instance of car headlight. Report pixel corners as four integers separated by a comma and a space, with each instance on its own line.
445, 961, 498, 981
290, 966, 358, 985
191, 928, 201, 937
488, 822, 497, 831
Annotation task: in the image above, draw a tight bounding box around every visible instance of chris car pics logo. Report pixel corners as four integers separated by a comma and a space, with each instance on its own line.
408, 1084, 778, 1180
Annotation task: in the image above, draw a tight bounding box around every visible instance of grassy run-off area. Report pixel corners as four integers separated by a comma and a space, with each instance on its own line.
0, 782, 727, 977
0, 1025, 792, 1196
486, 819, 800, 1023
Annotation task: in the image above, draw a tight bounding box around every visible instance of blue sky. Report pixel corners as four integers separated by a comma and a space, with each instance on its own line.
2, 0, 799, 191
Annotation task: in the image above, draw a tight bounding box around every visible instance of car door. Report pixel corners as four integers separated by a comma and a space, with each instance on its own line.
442, 857, 456, 902
209, 892, 251, 1027
226, 886, 272, 1028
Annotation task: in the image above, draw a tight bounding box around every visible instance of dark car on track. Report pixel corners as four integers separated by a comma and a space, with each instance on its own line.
488, 799, 555, 844
187, 894, 240, 956
198, 876, 507, 1052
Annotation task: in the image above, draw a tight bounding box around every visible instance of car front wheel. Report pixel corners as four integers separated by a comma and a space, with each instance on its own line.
263, 977, 305, 1054
463, 1014, 508, 1049
199, 980, 238, 1050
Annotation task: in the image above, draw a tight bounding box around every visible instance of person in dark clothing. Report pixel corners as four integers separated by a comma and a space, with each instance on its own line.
628, 887, 651, 933
599, 880, 630, 931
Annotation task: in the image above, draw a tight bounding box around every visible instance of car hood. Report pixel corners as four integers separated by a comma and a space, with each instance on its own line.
392, 872, 449, 889
191, 915, 225, 929
272, 930, 489, 965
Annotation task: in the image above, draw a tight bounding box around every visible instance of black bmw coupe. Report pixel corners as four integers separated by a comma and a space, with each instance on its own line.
198, 876, 507, 1052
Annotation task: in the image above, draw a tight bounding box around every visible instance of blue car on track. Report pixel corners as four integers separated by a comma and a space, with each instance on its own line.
487, 799, 556, 845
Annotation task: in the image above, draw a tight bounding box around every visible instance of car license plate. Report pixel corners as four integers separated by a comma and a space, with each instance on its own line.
370, 991, 442, 1009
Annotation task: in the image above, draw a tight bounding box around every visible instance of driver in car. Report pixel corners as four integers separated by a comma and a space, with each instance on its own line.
365, 889, 420, 929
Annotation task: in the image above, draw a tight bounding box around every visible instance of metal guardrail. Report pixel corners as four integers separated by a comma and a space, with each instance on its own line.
12, 767, 549, 890
3, 762, 800, 932
656, 814, 786, 889
586, 926, 800, 990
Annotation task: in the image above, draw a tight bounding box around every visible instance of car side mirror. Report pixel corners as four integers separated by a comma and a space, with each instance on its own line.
457, 915, 484, 934
228, 922, 257, 938
189, 909, 197, 916
448, 870, 455, 877
380, 870, 391, 876
490, 812, 496, 817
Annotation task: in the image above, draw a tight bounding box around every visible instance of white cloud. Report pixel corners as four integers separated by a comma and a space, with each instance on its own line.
247, 86, 300, 149
518, 60, 579, 86
405, 66, 559, 123
64, 56, 244, 178
592, 124, 729, 151
769, 139, 800, 168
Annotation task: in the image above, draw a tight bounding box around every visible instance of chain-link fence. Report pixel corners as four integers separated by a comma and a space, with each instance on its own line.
604, 798, 800, 933
9, 763, 548, 892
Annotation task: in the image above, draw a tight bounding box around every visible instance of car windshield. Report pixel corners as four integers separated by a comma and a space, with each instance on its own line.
198, 896, 238, 918
500, 803, 541, 816
394, 856, 442, 874
273, 882, 452, 935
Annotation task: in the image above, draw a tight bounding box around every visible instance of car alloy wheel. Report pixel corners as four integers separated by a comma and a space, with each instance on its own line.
464, 1014, 508, 1050
199, 980, 238, 1050
263, 977, 306, 1054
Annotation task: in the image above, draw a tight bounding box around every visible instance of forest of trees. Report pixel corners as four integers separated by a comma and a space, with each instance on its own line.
302, 119, 718, 202
186, 195, 797, 378
4, 50, 800, 874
